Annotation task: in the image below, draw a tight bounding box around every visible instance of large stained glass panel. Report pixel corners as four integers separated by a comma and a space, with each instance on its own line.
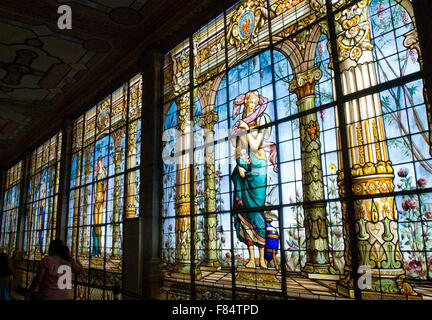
0, 162, 23, 255
160, 0, 431, 300
66, 73, 142, 300
21, 132, 62, 288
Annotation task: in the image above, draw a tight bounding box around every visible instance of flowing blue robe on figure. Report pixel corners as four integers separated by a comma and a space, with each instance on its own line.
232, 151, 267, 248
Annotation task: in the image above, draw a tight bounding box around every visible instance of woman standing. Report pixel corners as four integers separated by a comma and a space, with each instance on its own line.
0, 253, 13, 300
25, 240, 84, 300
93, 156, 107, 257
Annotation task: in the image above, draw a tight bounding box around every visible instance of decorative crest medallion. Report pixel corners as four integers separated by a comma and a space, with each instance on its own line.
227, 0, 274, 51
97, 98, 111, 133
239, 11, 255, 40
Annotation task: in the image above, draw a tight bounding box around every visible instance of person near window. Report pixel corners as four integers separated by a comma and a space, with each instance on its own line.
25, 239, 84, 300
0, 253, 14, 300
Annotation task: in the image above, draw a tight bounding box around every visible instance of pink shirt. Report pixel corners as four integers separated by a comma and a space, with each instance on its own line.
37, 256, 78, 300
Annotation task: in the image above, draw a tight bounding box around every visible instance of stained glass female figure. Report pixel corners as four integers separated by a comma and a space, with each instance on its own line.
93, 156, 107, 257
38, 180, 46, 254
231, 90, 277, 269
8, 188, 16, 235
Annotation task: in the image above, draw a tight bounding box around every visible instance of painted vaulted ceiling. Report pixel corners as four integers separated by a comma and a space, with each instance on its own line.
0, 0, 238, 168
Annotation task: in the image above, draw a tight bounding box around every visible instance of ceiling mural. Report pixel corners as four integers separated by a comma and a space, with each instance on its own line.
0, 17, 94, 104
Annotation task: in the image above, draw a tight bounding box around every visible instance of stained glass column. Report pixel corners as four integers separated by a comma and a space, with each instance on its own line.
16, 154, 30, 252
125, 123, 137, 219
111, 128, 124, 259
71, 153, 81, 254
80, 147, 92, 255
45, 166, 55, 248
289, 65, 338, 279
69, 118, 83, 257
173, 93, 192, 275
172, 93, 202, 280
333, 0, 417, 298
198, 109, 220, 271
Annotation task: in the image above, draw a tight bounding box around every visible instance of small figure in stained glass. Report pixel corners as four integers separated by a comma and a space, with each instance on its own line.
37, 180, 46, 254
93, 156, 107, 257
8, 188, 16, 235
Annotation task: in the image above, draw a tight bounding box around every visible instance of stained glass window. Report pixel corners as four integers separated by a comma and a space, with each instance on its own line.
0, 162, 23, 255
66, 73, 142, 300
161, 0, 431, 300
22, 132, 62, 288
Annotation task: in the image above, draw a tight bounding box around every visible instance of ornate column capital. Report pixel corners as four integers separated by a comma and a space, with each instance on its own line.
83, 161, 92, 178
334, 0, 373, 69
289, 66, 322, 100
111, 127, 125, 149
198, 110, 219, 132
176, 93, 190, 133
127, 121, 138, 156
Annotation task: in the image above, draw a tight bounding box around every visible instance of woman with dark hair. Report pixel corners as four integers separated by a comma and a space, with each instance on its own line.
0, 253, 14, 300
25, 240, 84, 300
